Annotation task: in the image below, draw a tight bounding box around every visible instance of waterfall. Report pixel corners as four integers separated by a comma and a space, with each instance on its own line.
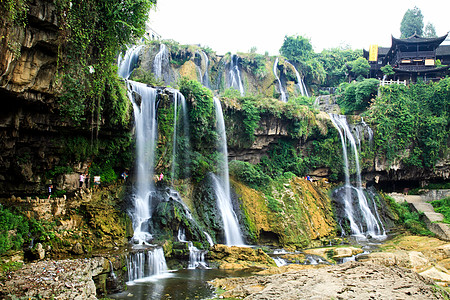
170, 90, 190, 182
213, 97, 245, 246
153, 43, 169, 81
118, 45, 144, 79
128, 81, 158, 244
204, 231, 214, 247
178, 228, 209, 269
273, 57, 287, 102
285, 61, 309, 97
329, 114, 386, 240
228, 55, 245, 96
273, 257, 288, 267
126, 248, 168, 282
196, 50, 211, 89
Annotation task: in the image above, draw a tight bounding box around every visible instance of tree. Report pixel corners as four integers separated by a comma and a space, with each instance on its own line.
400, 6, 424, 38
349, 57, 370, 78
424, 22, 437, 38
279, 35, 313, 63
381, 64, 395, 78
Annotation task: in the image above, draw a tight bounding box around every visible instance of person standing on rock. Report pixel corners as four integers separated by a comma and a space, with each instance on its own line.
48, 184, 53, 200
79, 173, 85, 189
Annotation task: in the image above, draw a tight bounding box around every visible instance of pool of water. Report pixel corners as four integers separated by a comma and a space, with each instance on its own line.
109, 268, 252, 300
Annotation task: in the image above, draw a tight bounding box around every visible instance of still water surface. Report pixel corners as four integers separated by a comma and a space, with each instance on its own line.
109, 268, 252, 300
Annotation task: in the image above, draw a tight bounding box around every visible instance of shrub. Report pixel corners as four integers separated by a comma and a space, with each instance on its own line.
228, 160, 271, 189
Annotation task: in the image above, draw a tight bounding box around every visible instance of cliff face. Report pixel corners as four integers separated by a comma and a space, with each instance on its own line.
0, 0, 59, 101
130, 42, 308, 99
0, 0, 65, 195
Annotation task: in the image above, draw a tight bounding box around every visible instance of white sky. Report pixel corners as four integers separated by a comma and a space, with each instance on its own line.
148, 0, 450, 55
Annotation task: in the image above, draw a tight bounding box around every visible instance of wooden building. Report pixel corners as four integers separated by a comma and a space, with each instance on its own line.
364, 33, 450, 82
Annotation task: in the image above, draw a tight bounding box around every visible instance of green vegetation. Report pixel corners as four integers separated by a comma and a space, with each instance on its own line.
318, 47, 362, 87
0, 206, 57, 255
55, 0, 155, 125
348, 57, 370, 80
179, 78, 218, 182
385, 195, 433, 236
337, 78, 379, 113
400, 6, 424, 38
430, 197, 450, 224
368, 79, 450, 168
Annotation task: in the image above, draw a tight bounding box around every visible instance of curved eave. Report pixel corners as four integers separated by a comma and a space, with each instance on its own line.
391, 33, 449, 46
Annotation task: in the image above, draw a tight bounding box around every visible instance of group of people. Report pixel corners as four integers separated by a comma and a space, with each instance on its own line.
79, 173, 101, 189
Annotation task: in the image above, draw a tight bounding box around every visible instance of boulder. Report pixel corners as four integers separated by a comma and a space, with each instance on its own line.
209, 244, 276, 269
71, 242, 84, 255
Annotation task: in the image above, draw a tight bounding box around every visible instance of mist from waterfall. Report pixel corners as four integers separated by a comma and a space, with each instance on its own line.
273, 57, 287, 102
329, 114, 386, 240
213, 97, 245, 246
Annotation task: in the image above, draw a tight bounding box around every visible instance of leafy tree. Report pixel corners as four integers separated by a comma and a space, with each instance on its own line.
318, 47, 362, 86
349, 57, 370, 78
423, 22, 437, 38
380, 64, 395, 77
400, 6, 424, 38
279, 35, 313, 63
337, 78, 379, 113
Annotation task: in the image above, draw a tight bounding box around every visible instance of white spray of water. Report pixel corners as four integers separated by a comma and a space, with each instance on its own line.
273, 57, 287, 102
213, 97, 245, 246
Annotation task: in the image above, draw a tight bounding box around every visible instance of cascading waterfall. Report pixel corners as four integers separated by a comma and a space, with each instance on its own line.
118, 46, 170, 282
204, 231, 215, 247
117, 45, 144, 79
285, 60, 309, 97
273, 57, 287, 102
329, 114, 386, 240
178, 228, 209, 269
170, 90, 190, 182
153, 43, 169, 81
128, 81, 158, 244
196, 50, 211, 89
213, 97, 245, 246
228, 55, 245, 96
126, 248, 168, 282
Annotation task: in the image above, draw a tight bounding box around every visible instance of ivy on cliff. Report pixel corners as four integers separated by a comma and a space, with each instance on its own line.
369, 78, 450, 169
180, 78, 218, 182
55, 0, 155, 126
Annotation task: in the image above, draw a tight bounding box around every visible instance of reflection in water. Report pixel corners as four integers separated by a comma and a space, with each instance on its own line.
110, 269, 251, 300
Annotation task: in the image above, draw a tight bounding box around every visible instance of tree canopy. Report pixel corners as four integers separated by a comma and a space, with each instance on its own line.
423, 22, 437, 38
279, 35, 313, 63
400, 6, 424, 38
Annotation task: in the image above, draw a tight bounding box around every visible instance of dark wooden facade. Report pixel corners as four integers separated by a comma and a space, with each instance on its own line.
364, 33, 450, 82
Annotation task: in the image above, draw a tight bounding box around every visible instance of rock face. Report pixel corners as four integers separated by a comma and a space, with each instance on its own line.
231, 177, 336, 248
0, 1, 74, 196
0, 0, 59, 100
0, 257, 107, 299
208, 244, 276, 269
210, 261, 447, 299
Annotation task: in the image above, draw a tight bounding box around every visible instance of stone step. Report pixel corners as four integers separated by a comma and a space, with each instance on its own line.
403, 194, 450, 241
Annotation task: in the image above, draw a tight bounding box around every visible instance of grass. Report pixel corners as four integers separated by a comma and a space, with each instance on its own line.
430, 197, 450, 224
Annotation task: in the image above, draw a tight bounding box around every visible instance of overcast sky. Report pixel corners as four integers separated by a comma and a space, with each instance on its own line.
148, 0, 450, 55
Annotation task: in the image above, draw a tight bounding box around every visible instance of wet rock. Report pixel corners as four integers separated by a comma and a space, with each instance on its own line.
71, 242, 84, 255
32, 243, 45, 260
210, 262, 448, 299
209, 244, 276, 269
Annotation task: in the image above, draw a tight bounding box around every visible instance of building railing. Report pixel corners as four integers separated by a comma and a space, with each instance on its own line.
379, 79, 407, 86
398, 51, 435, 59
